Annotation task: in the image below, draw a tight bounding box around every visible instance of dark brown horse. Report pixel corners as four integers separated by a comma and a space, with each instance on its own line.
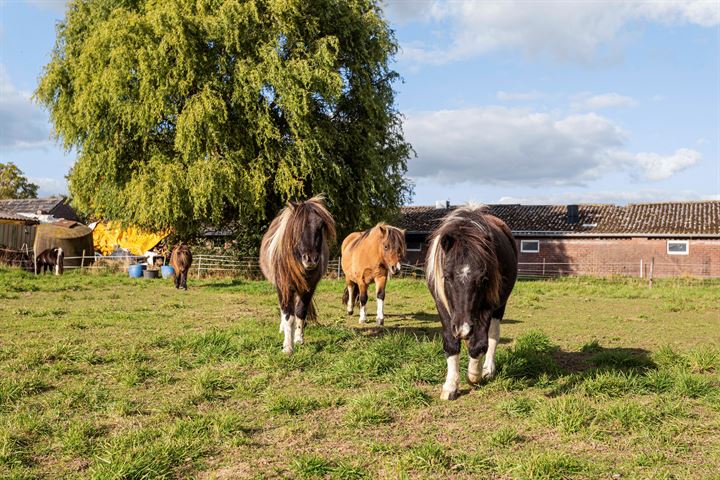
260, 195, 335, 354
425, 204, 517, 400
36, 247, 65, 275
170, 244, 192, 290
341, 223, 406, 325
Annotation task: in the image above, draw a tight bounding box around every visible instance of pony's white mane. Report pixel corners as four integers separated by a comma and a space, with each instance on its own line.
260, 194, 328, 285
262, 204, 294, 285
426, 202, 489, 315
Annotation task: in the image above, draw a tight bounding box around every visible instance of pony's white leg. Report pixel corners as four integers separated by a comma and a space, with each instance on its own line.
55, 263, 59, 275
482, 318, 500, 379
468, 356, 482, 385
376, 298, 384, 324
294, 318, 304, 345
279, 312, 285, 333
282, 313, 295, 354
359, 304, 367, 323
440, 354, 460, 400
346, 284, 354, 315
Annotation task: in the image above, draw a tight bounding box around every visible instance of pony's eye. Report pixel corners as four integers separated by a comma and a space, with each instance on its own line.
384, 245, 389, 250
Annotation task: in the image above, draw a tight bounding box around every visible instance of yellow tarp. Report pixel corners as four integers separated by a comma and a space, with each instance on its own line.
93, 222, 169, 256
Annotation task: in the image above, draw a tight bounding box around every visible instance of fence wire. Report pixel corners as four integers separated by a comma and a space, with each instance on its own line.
2, 251, 717, 279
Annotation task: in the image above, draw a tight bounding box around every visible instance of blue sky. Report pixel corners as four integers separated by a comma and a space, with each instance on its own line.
1, 0, 718, 206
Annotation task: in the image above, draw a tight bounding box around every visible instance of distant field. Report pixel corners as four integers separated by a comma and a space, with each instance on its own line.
1, 268, 719, 479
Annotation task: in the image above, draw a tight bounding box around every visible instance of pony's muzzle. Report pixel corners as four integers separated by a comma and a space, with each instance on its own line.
452, 322, 472, 339
301, 253, 318, 270
389, 262, 401, 275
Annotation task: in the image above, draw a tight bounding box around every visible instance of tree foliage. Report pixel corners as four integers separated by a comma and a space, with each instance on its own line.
36, 0, 412, 238
0, 162, 39, 199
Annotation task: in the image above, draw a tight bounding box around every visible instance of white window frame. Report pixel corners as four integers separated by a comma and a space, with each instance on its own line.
406, 242, 423, 252
667, 240, 689, 255
520, 240, 540, 253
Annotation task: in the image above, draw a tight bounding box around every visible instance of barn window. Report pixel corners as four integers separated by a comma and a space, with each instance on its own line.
406, 242, 423, 252
520, 240, 540, 253
667, 240, 689, 255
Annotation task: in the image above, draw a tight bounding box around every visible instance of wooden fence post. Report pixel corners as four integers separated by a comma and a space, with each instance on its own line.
648, 257, 654, 288
81, 249, 86, 270
337, 257, 341, 278
639, 259, 643, 278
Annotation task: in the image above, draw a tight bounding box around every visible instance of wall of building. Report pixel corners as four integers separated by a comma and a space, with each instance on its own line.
518, 237, 720, 277
403, 234, 720, 278
0, 223, 36, 251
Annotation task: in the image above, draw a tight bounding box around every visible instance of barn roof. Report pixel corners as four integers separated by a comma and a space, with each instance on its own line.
398, 201, 720, 237
0, 197, 80, 222
0, 211, 40, 224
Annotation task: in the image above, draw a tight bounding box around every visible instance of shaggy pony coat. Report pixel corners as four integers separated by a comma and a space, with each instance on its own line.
259, 196, 335, 353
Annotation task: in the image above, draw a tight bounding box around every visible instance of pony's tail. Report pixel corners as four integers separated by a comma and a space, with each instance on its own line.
341, 282, 359, 307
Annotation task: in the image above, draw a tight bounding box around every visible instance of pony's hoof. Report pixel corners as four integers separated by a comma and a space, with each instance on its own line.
347, 310, 353, 316
294, 338, 304, 345
358, 317, 366, 324
376, 317, 384, 326
282, 346, 294, 355
440, 388, 459, 401
467, 372, 481, 385
481, 366, 495, 380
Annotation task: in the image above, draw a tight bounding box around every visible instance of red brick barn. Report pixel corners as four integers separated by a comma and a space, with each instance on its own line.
397, 201, 720, 278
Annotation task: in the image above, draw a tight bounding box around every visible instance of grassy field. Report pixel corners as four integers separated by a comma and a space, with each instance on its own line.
1, 268, 719, 479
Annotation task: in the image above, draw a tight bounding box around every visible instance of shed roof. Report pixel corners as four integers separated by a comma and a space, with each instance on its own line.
0, 197, 80, 222
398, 201, 720, 237
0, 211, 40, 224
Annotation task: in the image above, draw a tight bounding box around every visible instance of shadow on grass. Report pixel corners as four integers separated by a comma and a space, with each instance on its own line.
200, 279, 246, 289
552, 347, 655, 374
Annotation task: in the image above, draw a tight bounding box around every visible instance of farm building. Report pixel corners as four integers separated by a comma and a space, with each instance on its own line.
397, 201, 720, 278
0, 197, 83, 251
0, 211, 38, 250
0, 196, 81, 223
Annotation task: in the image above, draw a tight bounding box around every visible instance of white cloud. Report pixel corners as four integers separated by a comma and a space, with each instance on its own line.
496, 189, 717, 205
624, 148, 702, 181
390, 1, 719, 65
31, 177, 68, 196
0, 66, 51, 150
571, 92, 637, 111
497, 90, 545, 101
405, 106, 701, 186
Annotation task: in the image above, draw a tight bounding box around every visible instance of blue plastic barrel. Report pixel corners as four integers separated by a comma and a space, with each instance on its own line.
128, 264, 144, 278
161, 265, 174, 279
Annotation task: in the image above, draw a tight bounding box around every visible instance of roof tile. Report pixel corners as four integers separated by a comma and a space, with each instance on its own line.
398, 201, 720, 236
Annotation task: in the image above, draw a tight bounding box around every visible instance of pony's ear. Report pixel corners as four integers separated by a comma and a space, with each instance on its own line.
378, 225, 387, 235
287, 200, 299, 209
440, 235, 455, 252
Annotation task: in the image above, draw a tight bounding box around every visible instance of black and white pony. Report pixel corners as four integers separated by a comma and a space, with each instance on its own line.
36, 247, 65, 275
425, 204, 517, 400
259, 196, 336, 354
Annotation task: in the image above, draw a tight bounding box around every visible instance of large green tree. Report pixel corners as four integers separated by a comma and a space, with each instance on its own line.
0, 162, 39, 199
36, 0, 412, 238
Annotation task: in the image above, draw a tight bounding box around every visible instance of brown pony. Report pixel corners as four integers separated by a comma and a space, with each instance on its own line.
426, 204, 517, 400
341, 223, 406, 325
170, 244, 192, 290
36, 247, 64, 275
260, 195, 335, 354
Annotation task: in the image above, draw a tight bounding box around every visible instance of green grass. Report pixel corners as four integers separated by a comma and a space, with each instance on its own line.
0, 267, 719, 478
